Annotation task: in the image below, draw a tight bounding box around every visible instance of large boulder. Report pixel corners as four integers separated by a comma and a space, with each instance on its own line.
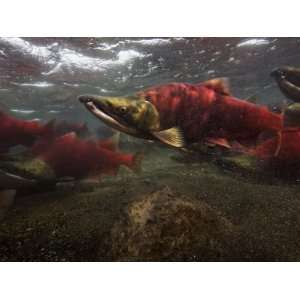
110, 186, 241, 261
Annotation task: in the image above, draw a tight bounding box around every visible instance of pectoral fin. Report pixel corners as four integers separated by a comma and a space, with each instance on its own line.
151, 127, 185, 148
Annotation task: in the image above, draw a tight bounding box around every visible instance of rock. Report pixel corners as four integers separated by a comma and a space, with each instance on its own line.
110, 186, 240, 261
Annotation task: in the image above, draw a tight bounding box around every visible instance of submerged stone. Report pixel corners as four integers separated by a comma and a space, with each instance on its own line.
110, 186, 240, 261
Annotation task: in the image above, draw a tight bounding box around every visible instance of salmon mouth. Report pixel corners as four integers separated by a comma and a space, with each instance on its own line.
78, 95, 139, 136
271, 67, 300, 87
271, 66, 300, 101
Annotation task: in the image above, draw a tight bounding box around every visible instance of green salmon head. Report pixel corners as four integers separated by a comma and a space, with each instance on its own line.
78, 95, 160, 136
78, 94, 185, 148
271, 66, 300, 102
271, 66, 300, 84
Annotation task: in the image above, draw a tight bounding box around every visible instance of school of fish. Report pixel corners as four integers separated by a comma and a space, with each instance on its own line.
78, 66, 300, 176
2, 65, 300, 198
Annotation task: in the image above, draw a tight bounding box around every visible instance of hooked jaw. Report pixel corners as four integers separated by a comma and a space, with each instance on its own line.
78, 95, 106, 112
271, 66, 300, 84
78, 94, 185, 149
271, 66, 300, 102
78, 95, 140, 136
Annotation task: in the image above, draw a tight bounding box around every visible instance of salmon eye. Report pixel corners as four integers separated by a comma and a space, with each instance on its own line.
118, 106, 127, 114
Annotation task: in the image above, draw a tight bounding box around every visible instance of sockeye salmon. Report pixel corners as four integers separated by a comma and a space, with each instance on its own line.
79, 78, 283, 150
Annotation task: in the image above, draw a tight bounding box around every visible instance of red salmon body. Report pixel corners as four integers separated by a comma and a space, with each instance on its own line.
255, 128, 300, 165
0, 110, 89, 153
139, 82, 283, 147
0, 110, 44, 152
31, 133, 139, 179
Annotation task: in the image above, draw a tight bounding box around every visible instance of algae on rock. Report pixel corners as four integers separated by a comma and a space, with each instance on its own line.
110, 186, 240, 261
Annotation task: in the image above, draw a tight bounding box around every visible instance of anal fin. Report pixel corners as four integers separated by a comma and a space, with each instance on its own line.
204, 137, 231, 149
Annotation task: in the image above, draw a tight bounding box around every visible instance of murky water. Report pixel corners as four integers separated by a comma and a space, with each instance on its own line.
1, 37, 300, 261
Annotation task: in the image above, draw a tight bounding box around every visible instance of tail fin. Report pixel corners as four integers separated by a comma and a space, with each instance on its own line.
130, 152, 144, 174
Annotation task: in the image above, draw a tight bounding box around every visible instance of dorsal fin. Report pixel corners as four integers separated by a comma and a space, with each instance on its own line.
200, 78, 231, 96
